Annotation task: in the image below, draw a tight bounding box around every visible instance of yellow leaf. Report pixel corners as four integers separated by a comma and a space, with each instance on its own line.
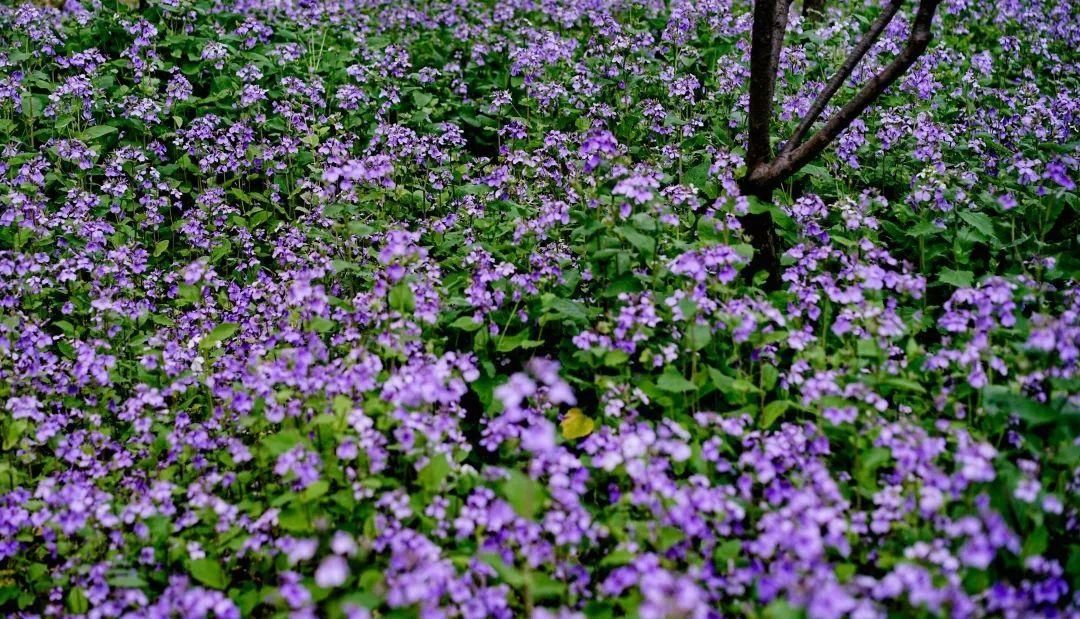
560, 408, 595, 440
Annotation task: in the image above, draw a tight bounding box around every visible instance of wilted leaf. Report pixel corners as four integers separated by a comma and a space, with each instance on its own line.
560, 407, 595, 440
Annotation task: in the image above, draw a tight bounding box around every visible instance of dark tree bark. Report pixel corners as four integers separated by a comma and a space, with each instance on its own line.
740, 0, 795, 287
739, 0, 942, 285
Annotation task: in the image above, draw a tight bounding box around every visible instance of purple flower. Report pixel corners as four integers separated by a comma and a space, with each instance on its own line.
315, 555, 350, 588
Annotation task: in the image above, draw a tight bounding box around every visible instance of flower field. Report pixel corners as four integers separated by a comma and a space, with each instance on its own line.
0, 0, 1078, 617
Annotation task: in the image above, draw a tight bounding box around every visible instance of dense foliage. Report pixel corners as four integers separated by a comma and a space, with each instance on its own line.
0, 0, 1078, 617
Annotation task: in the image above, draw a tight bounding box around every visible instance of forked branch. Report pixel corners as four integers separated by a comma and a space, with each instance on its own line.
738, 0, 942, 285
743, 0, 942, 194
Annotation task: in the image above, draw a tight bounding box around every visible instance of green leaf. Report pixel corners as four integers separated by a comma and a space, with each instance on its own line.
657, 367, 697, 393
1022, 525, 1049, 558
449, 316, 482, 331
835, 563, 857, 583
854, 447, 891, 495
620, 226, 655, 256
599, 549, 636, 567
495, 331, 543, 352
761, 365, 779, 390
879, 377, 927, 394
1066, 545, 1080, 587
906, 221, 942, 237
278, 506, 311, 532
418, 453, 452, 492
309, 316, 336, 333
153, 239, 169, 257
761, 400, 793, 429
412, 91, 435, 108
301, 480, 330, 502
67, 588, 90, 614
200, 322, 239, 349
532, 572, 566, 600
502, 470, 543, 519
763, 599, 800, 619
546, 297, 590, 323
686, 323, 712, 351
713, 540, 742, 563
389, 284, 415, 313
332, 395, 353, 416
480, 553, 526, 587
958, 211, 995, 237
78, 125, 118, 140
261, 430, 303, 456
684, 161, 711, 191
4, 420, 27, 450
188, 558, 228, 590
658, 526, 684, 550
982, 386, 1063, 427
940, 268, 974, 288
108, 573, 148, 588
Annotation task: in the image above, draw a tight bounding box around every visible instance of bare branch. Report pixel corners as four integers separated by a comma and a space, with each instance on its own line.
781, 0, 902, 154
770, 0, 799, 82
803, 0, 826, 20
750, 0, 941, 189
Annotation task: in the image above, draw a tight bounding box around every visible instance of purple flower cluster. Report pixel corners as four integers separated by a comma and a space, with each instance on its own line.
0, 0, 1076, 617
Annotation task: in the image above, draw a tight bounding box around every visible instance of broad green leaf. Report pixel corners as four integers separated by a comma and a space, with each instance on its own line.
79, 125, 118, 140
449, 316, 483, 331
502, 470, 543, 519
686, 323, 712, 351
301, 480, 329, 502
389, 284, 415, 313
1022, 525, 1049, 558
200, 322, 239, 349
67, 588, 90, 614
959, 211, 995, 237
188, 558, 228, 590
879, 377, 927, 394
309, 316, 336, 333
278, 506, 311, 533
412, 91, 435, 108
983, 386, 1066, 427
940, 269, 974, 288
546, 297, 590, 323
480, 553, 525, 587
714, 540, 741, 563
761, 400, 793, 429
261, 430, 303, 456
332, 395, 353, 416
418, 453, 452, 491
620, 226, 655, 256
657, 367, 697, 393
107, 573, 148, 589
854, 447, 891, 495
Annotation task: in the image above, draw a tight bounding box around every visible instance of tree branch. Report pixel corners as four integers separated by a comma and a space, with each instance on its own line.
751, 0, 941, 189
803, 0, 826, 20
781, 0, 903, 154
746, 0, 792, 171
769, 0, 798, 85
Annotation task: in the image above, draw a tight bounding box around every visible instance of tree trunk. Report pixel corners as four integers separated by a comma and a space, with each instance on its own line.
737, 181, 783, 289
